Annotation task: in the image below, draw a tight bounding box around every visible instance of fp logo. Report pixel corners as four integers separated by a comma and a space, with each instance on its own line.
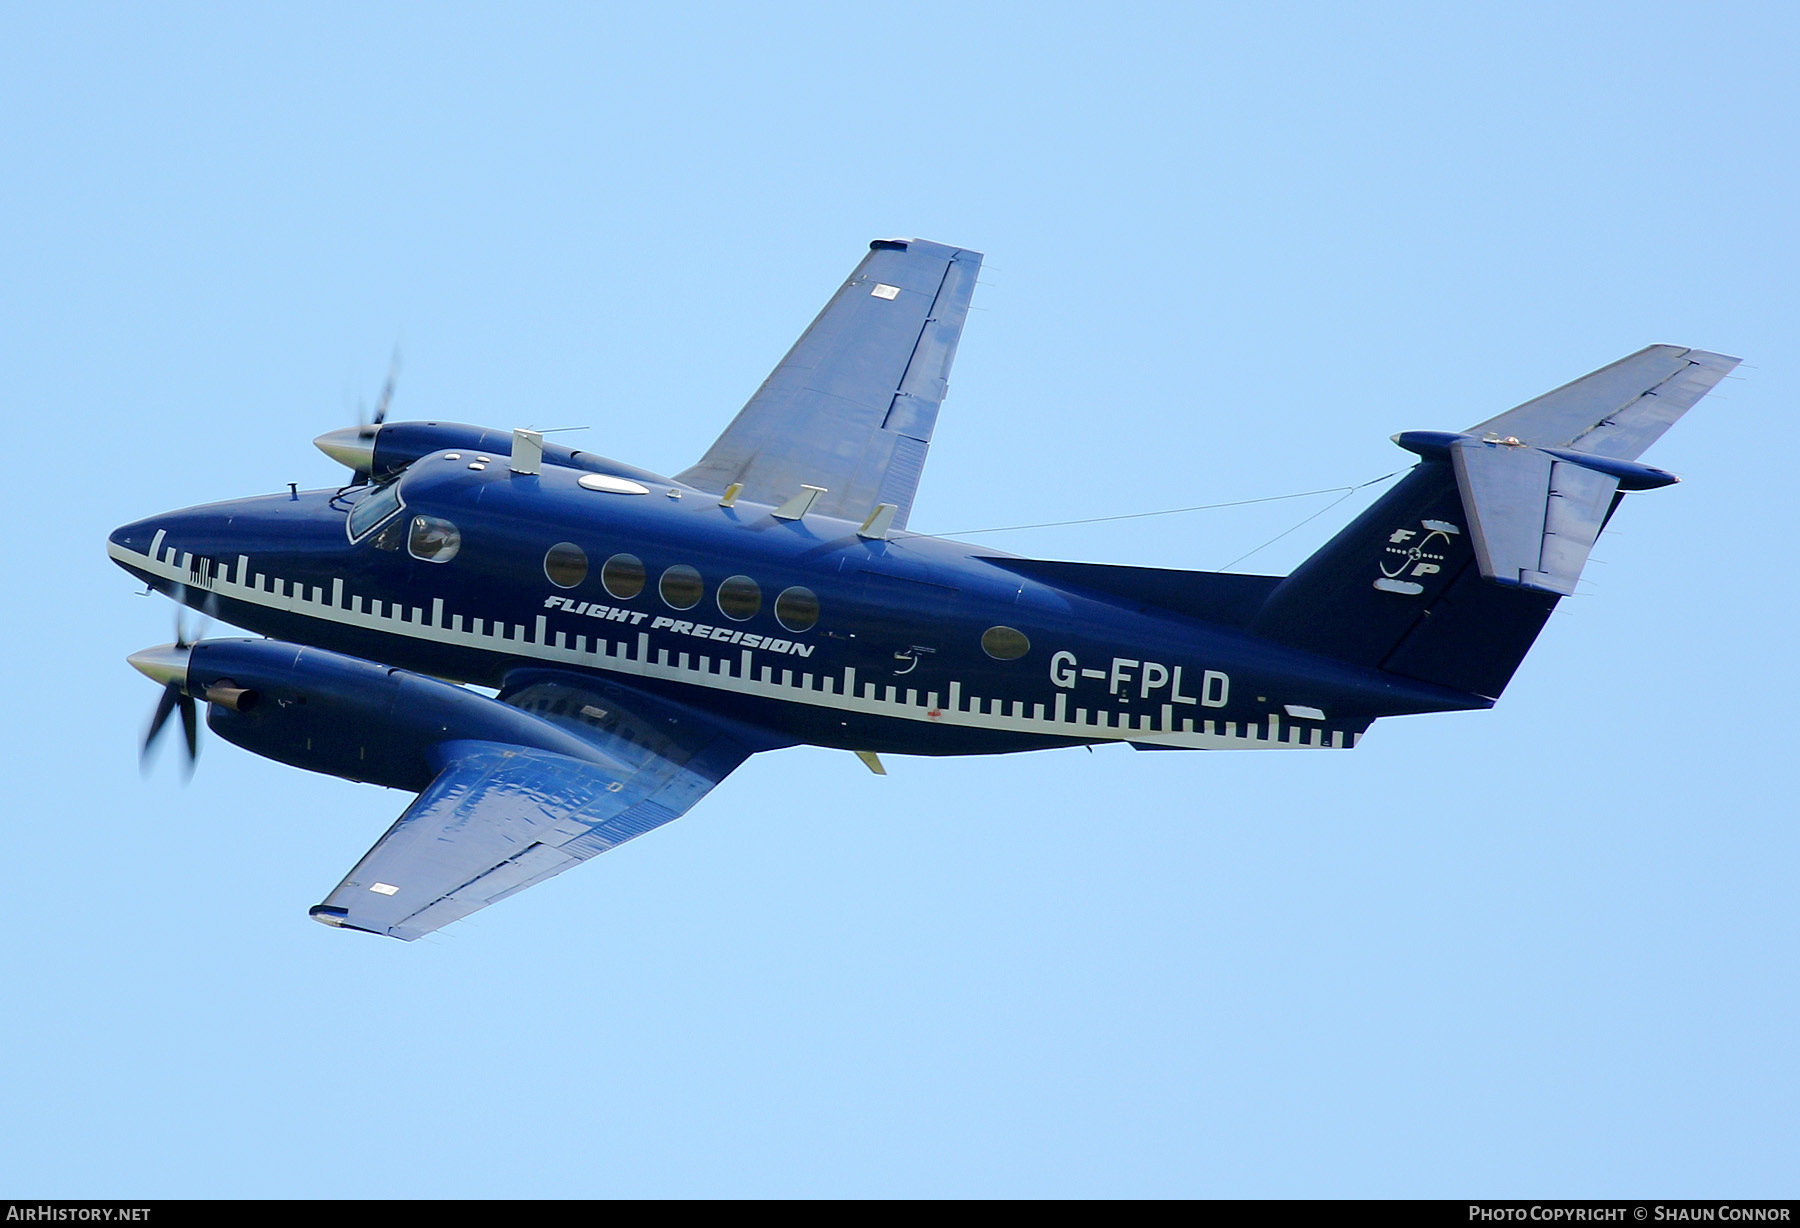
1375, 519, 1460, 595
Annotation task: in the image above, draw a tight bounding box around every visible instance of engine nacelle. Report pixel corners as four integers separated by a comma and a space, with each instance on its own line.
371, 421, 673, 487
182, 639, 610, 791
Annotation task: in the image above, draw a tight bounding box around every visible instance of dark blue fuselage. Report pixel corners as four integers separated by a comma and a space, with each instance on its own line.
109, 449, 1482, 758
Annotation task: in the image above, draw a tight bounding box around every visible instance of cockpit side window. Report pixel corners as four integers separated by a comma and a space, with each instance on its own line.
407, 515, 461, 563
347, 479, 405, 541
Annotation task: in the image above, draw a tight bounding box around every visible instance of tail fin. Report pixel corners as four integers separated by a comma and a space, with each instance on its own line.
1250, 345, 1737, 700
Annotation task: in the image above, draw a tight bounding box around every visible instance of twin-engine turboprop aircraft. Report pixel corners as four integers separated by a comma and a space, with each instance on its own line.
108, 238, 1737, 940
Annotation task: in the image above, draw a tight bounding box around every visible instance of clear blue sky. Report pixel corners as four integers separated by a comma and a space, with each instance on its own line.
4, 1, 1796, 1197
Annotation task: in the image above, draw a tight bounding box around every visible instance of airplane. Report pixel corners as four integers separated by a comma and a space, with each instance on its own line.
107, 237, 1737, 941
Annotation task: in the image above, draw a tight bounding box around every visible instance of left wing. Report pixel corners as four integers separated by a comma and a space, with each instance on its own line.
676, 237, 983, 530
311, 680, 758, 940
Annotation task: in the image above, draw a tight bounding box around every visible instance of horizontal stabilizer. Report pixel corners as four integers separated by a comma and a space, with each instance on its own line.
1386, 344, 1739, 597
1450, 441, 1620, 596
1466, 345, 1738, 461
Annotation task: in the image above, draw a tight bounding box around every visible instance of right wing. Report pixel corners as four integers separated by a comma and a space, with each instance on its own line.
311, 678, 760, 940
676, 238, 983, 530
1466, 344, 1739, 461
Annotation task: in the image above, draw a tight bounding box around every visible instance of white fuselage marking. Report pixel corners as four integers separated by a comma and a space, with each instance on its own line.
109, 539, 1356, 751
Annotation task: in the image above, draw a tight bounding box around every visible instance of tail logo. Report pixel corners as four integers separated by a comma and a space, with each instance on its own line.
1375, 520, 1461, 595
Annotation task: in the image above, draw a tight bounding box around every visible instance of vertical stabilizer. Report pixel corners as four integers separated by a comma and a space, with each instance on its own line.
1249, 462, 1558, 700
1248, 345, 1734, 700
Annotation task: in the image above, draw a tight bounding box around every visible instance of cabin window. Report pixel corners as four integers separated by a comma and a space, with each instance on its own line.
347, 479, 404, 540
407, 516, 461, 563
717, 575, 761, 621
543, 542, 588, 588
774, 586, 820, 633
981, 626, 1031, 660
659, 564, 704, 610
601, 553, 646, 600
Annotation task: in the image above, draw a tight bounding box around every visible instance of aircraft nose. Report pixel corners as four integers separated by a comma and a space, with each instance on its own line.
108, 514, 160, 556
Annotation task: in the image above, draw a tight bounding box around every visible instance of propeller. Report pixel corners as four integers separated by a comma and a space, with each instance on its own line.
362, 349, 401, 431
317, 349, 401, 476
132, 606, 209, 776
142, 673, 198, 774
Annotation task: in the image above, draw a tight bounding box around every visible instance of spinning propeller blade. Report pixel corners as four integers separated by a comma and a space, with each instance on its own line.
131, 606, 205, 776
370, 351, 399, 428
140, 680, 198, 774
316, 350, 401, 476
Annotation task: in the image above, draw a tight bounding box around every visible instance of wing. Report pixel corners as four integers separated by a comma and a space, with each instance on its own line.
310, 680, 757, 940
1466, 345, 1739, 461
676, 237, 983, 530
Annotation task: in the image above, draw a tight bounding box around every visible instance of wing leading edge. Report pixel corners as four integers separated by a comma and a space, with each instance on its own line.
312, 680, 760, 940
676, 237, 983, 530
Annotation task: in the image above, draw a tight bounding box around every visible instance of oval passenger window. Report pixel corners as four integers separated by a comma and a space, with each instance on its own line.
774, 586, 820, 633
659, 564, 704, 610
601, 553, 646, 600
717, 575, 761, 621
981, 626, 1031, 660
544, 542, 588, 588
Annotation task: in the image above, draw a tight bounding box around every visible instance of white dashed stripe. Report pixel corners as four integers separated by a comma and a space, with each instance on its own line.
111, 540, 1357, 751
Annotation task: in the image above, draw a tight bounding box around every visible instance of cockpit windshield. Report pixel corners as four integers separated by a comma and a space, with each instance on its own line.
346, 478, 405, 540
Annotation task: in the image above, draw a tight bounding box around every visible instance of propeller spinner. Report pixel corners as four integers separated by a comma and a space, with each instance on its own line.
315, 351, 400, 476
